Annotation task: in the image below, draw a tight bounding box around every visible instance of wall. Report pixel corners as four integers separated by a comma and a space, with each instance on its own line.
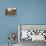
0, 0, 46, 44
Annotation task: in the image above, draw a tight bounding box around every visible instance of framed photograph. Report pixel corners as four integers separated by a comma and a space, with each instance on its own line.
5, 8, 16, 16
18, 24, 46, 41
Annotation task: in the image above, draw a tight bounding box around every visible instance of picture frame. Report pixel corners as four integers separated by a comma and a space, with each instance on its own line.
5, 8, 16, 16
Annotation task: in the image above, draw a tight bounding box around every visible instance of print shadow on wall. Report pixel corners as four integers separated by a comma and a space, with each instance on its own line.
5, 8, 16, 16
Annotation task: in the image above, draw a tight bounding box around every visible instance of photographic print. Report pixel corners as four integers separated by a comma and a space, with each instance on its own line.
5, 8, 16, 16
18, 24, 46, 46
